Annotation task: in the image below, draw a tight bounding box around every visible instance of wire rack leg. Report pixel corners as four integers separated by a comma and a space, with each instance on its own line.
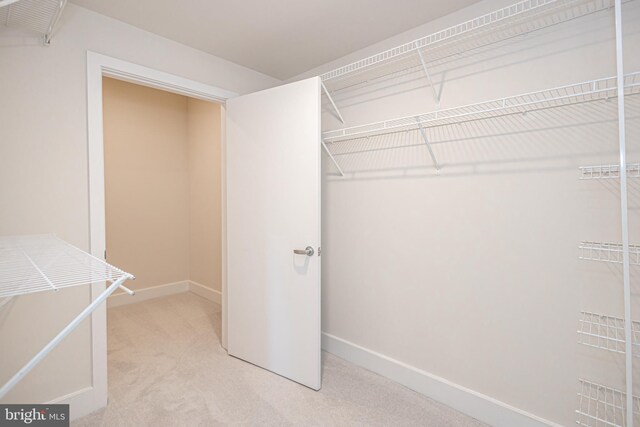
0, 276, 132, 400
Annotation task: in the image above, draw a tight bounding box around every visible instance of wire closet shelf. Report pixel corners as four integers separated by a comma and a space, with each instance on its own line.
320, 0, 613, 94
579, 241, 640, 265
578, 311, 640, 356
577, 379, 640, 427
0, 234, 134, 400
0, 0, 67, 44
323, 72, 640, 143
579, 164, 640, 180
0, 234, 132, 298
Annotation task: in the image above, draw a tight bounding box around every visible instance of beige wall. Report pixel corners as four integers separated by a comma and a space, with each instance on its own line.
0, 2, 278, 408
103, 79, 222, 294
104, 78, 190, 291
291, 0, 640, 425
187, 99, 223, 292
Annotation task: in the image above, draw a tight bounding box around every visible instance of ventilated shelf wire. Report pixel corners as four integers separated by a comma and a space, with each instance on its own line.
323, 72, 640, 143
576, 379, 640, 427
321, 0, 614, 93
0, 234, 133, 298
579, 164, 640, 180
577, 311, 640, 356
579, 241, 640, 265
0, 0, 67, 43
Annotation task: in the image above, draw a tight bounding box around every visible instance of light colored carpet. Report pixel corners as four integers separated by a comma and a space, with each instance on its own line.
73, 292, 486, 427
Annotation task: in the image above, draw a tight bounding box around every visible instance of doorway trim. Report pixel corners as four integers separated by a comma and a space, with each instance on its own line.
86, 51, 236, 417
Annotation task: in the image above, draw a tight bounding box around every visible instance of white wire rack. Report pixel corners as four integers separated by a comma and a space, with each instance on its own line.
576, 379, 640, 427
323, 72, 640, 142
579, 164, 640, 180
0, 234, 134, 399
0, 234, 130, 298
320, 0, 613, 94
577, 311, 640, 356
0, 0, 67, 44
579, 241, 640, 265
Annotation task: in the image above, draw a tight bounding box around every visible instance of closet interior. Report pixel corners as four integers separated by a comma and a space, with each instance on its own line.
102, 77, 223, 304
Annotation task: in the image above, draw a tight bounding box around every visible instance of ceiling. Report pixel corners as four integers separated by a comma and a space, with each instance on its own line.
70, 0, 479, 80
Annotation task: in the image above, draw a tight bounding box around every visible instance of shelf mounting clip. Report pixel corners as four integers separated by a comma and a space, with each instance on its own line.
321, 81, 345, 124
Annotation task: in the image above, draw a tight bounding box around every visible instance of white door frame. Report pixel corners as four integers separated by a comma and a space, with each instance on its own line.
86, 51, 237, 415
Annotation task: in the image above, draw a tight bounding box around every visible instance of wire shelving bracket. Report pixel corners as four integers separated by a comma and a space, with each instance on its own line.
0, 234, 135, 399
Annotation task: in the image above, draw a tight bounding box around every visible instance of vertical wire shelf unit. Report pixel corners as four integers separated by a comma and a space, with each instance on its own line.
0, 234, 134, 399
0, 0, 67, 45
315, 0, 637, 424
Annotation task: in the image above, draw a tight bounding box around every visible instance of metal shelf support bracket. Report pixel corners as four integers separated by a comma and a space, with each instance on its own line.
415, 117, 440, 170
417, 49, 441, 108
321, 81, 345, 124
321, 140, 345, 177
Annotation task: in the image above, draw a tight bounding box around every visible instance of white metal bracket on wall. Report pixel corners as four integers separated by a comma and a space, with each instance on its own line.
416, 49, 441, 108
415, 117, 440, 170
321, 81, 345, 124
321, 140, 345, 176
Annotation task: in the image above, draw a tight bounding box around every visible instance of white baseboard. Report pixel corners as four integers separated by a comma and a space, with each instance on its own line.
47, 386, 97, 421
189, 280, 222, 304
107, 280, 221, 307
321, 333, 561, 427
107, 281, 190, 307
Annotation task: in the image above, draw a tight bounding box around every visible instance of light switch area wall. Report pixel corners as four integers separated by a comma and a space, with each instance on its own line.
291, 0, 640, 425
103, 78, 222, 293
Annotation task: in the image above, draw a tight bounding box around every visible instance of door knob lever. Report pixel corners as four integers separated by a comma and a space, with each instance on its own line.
293, 246, 314, 256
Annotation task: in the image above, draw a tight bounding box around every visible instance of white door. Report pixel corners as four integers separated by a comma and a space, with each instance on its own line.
226, 77, 321, 390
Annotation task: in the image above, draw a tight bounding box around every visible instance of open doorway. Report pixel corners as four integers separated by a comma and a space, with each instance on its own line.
102, 77, 223, 305
101, 77, 224, 402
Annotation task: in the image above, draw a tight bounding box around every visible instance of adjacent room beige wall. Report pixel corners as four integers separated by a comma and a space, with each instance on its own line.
103, 77, 190, 291
103, 79, 222, 293
0, 2, 278, 408
187, 99, 223, 292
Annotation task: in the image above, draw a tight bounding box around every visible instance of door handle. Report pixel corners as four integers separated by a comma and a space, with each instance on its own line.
293, 246, 314, 256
